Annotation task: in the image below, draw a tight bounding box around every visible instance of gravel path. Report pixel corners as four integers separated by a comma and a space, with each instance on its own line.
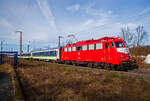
0, 72, 15, 101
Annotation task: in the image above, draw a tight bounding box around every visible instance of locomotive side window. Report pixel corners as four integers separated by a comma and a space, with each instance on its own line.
68, 47, 71, 52
72, 47, 76, 51
110, 42, 114, 48
96, 43, 103, 49
76, 46, 82, 51
115, 42, 124, 48
82, 45, 87, 51
89, 44, 94, 50
105, 43, 109, 48
64, 48, 68, 52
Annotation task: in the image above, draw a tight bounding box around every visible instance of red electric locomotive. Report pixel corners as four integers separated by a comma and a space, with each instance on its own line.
60, 37, 137, 70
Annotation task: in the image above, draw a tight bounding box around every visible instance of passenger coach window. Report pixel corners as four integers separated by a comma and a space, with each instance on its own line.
89, 44, 94, 50
96, 43, 103, 49
105, 43, 109, 48
82, 45, 87, 50
110, 42, 114, 48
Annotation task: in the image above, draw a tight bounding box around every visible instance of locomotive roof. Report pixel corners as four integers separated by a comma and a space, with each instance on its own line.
65, 37, 123, 47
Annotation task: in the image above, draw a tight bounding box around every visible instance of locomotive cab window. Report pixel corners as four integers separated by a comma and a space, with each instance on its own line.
124, 41, 128, 47
110, 42, 114, 48
105, 43, 109, 48
115, 42, 124, 48
76, 46, 82, 51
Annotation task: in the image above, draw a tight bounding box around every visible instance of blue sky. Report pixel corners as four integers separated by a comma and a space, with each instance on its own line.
0, 0, 150, 52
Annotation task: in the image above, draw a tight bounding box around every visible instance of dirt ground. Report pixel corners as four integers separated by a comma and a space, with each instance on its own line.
16, 59, 150, 101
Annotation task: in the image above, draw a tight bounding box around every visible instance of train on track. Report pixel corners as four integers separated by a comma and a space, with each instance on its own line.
22, 37, 138, 71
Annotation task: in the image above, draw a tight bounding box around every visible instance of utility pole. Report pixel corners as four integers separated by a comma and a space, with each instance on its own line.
15, 31, 22, 57
27, 44, 29, 52
1, 40, 3, 51
58, 36, 63, 62
27, 41, 30, 52
58, 36, 63, 49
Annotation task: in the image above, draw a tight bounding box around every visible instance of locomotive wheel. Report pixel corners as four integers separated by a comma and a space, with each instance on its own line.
65, 61, 67, 65
109, 64, 114, 70
112, 65, 117, 70
100, 63, 105, 69
116, 66, 120, 71
100, 66, 104, 69
88, 63, 93, 68
104, 63, 108, 70
73, 63, 77, 66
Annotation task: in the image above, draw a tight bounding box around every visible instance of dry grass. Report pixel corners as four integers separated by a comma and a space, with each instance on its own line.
0, 63, 14, 73
132, 56, 150, 71
130, 46, 150, 56
17, 59, 150, 101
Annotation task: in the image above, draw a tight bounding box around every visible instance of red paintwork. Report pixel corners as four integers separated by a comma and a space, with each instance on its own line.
61, 37, 130, 65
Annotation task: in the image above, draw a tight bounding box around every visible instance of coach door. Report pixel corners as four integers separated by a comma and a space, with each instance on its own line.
109, 42, 115, 63
104, 42, 110, 63
76, 46, 82, 60
105, 42, 115, 63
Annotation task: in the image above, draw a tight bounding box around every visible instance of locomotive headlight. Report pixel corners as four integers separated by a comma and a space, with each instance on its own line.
117, 48, 128, 54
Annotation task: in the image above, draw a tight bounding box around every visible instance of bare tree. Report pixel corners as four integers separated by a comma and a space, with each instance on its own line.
120, 27, 133, 47
135, 25, 147, 47
120, 25, 148, 47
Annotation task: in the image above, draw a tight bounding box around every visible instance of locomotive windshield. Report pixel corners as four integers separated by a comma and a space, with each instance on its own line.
124, 41, 128, 47
115, 42, 124, 48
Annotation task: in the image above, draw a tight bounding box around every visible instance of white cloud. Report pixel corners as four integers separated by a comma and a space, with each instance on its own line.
61, 4, 113, 38
85, 4, 112, 18
61, 3, 142, 41
0, 18, 13, 29
82, 19, 94, 26
0, 18, 17, 44
68, 4, 113, 33
62, 3, 113, 33
36, 0, 57, 31
66, 4, 80, 12
140, 6, 150, 14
